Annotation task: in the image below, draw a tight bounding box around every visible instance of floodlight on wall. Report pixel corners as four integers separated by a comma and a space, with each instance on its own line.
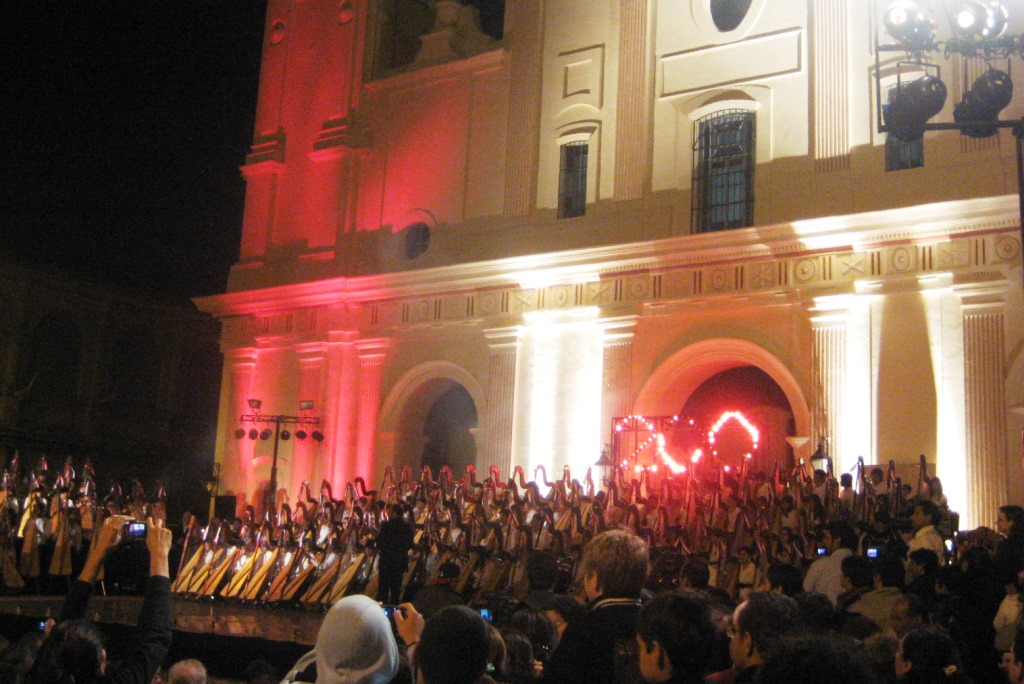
311, 431, 325, 442
884, 0, 936, 48
883, 73, 948, 141
295, 429, 308, 440
299, 400, 314, 410
259, 428, 273, 441
954, 68, 1014, 137
248, 428, 260, 440
234, 428, 247, 440
280, 430, 291, 441
248, 399, 262, 410
953, 1, 1008, 40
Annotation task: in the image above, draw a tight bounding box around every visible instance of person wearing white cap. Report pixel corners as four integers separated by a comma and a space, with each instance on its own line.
281, 594, 399, 684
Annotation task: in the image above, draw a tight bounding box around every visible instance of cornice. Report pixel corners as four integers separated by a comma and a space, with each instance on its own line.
194, 195, 1020, 320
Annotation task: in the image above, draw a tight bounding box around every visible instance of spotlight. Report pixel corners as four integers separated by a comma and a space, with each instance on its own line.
954, 68, 1013, 137
954, 1, 1007, 40
280, 430, 291, 441
299, 400, 314, 410
247, 399, 262, 410
884, 74, 947, 141
259, 428, 273, 441
311, 431, 325, 442
248, 428, 260, 440
234, 428, 246, 440
295, 430, 308, 440
884, 1, 936, 47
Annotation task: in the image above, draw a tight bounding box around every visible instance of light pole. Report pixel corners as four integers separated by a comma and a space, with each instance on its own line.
237, 399, 322, 513
872, 0, 1024, 244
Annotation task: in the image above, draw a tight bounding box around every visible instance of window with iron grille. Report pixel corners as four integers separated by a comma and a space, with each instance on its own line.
692, 109, 755, 232
558, 141, 588, 219
885, 85, 924, 171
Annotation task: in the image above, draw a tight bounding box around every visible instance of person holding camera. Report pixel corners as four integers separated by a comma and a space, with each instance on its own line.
26, 514, 173, 684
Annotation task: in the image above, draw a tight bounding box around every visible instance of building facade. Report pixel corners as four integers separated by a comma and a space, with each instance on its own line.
196, 0, 1024, 529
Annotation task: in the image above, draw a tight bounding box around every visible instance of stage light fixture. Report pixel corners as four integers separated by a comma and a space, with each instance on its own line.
883, 74, 947, 141
311, 431, 325, 442
248, 428, 260, 440
299, 400, 314, 410
259, 428, 273, 441
280, 430, 291, 441
884, 1, 935, 47
954, 1, 1008, 40
295, 429, 308, 440
234, 428, 246, 440
248, 399, 262, 410
954, 68, 1013, 137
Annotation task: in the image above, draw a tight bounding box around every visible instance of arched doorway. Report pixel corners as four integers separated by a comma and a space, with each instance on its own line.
378, 362, 485, 478
420, 385, 478, 474
633, 338, 811, 468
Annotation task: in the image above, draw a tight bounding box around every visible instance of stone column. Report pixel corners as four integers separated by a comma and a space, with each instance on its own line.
225, 348, 259, 507
354, 338, 391, 484
600, 316, 639, 446
958, 284, 1009, 529
293, 343, 327, 494
483, 327, 522, 477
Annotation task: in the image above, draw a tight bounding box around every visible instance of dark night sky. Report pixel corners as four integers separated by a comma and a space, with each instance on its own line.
2, 1, 268, 299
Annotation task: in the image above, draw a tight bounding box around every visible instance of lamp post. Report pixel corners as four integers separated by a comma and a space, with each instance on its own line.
238, 399, 322, 513
872, 0, 1024, 245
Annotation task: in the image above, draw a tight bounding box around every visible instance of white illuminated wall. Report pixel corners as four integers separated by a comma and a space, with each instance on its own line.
511, 309, 604, 479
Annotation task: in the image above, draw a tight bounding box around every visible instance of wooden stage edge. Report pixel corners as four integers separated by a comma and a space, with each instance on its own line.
0, 595, 323, 646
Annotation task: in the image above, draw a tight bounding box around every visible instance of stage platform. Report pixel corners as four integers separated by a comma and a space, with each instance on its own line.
0, 594, 323, 680
0, 594, 323, 645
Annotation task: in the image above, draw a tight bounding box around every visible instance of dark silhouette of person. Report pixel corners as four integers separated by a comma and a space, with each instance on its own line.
376, 504, 414, 605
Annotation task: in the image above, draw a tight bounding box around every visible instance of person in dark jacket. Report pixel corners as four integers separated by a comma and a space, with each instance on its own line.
543, 529, 648, 684
26, 513, 173, 684
376, 504, 414, 604
997, 505, 1024, 591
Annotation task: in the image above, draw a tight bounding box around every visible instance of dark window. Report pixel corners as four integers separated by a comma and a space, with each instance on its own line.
558, 141, 589, 219
711, 0, 754, 32
692, 109, 756, 232
885, 86, 924, 171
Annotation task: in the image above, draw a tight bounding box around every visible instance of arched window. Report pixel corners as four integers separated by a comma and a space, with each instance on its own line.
692, 109, 756, 232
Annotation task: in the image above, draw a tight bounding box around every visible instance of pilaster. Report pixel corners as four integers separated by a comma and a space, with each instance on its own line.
958, 283, 1009, 529
600, 316, 639, 442
811, 0, 850, 172
809, 296, 851, 470
225, 348, 259, 505
292, 343, 327, 494
324, 330, 360, 486
614, 0, 651, 199
354, 338, 392, 483
483, 326, 522, 477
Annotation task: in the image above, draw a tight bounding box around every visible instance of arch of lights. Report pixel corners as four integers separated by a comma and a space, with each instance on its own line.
611, 410, 761, 477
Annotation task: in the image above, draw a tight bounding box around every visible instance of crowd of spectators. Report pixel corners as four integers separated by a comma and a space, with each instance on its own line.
2, 455, 1024, 683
